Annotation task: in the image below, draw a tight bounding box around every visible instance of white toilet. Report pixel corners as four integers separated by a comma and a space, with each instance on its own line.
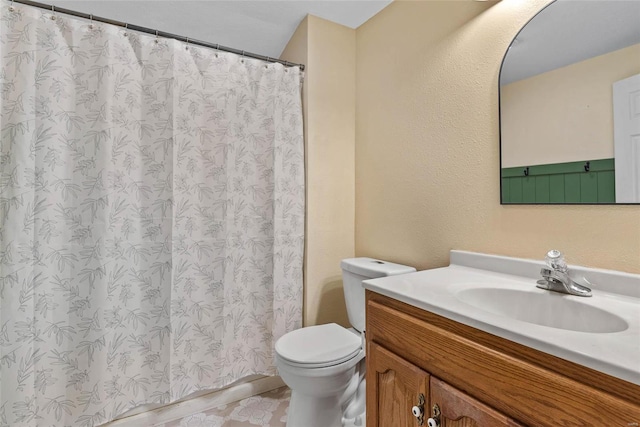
275, 257, 416, 427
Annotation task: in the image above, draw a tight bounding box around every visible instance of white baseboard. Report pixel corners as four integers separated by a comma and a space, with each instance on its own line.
102, 376, 286, 427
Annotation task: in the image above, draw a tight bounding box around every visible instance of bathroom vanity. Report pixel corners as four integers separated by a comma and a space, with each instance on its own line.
363, 251, 640, 427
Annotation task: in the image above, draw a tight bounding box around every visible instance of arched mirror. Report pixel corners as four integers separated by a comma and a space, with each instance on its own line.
500, 0, 640, 204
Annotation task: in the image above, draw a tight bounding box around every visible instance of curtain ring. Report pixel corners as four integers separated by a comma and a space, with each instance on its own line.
241, 50, 245, 63
155, 29, 159, 43
215, 44, 220, 58
123, 23, 128, 37
9, 0, 15, 12
265, 56, 271, 68
50, 4, 56, 20
185, 37, 189, 50
89, 14, 94, 29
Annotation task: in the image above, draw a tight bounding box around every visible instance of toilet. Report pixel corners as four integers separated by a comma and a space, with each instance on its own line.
275, 257, 416, 427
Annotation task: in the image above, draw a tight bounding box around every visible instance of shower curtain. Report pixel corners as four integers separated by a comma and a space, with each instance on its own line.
0, 3, 304, 426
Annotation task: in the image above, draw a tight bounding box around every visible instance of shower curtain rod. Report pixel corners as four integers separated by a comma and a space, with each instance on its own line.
9, 0, 306, 71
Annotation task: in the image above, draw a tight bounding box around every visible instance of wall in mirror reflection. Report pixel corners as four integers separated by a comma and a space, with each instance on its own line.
502, 44, 639, 169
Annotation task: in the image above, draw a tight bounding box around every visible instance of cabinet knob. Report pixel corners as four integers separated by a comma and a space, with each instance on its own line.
412, 405, 424, 418
427, 403, 441, 427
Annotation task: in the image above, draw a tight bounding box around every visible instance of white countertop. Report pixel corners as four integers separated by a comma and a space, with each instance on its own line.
363, 251, 640, 386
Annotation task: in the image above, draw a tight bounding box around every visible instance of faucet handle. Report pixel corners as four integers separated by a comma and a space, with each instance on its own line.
545, 250, 568, 273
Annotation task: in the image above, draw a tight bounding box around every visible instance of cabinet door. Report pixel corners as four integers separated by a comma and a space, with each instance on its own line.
430, 377, 524, 427
367, 341, 430, 427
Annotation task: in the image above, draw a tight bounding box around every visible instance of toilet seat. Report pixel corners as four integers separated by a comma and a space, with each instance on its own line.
275, 323, 362, 368
278, 348, 361, 369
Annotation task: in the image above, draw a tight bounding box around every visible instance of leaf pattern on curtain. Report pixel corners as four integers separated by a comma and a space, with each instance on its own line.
0, 3, 304, 426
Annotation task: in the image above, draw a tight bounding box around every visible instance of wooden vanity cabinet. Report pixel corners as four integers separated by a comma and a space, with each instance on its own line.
367, 341, 429, 427
367, 341, 523, 427
365, 291, 640, 427
429, 377, 525, 427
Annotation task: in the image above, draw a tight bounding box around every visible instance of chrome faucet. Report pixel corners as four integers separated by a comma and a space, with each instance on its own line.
536, 250, 592, 297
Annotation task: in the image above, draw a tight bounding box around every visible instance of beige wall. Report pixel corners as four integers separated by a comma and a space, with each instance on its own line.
281, 16, 356, 327
355, 0, 640, 274
502, 44, 640, 168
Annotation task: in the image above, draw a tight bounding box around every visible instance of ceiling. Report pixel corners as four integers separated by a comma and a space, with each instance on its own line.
55, 1, 393, 59
501, 0, 640, 85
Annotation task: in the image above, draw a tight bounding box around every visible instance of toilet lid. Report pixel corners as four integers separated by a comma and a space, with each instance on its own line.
275, 323, 362, 366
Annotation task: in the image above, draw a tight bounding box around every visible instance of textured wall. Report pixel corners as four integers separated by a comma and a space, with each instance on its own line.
502, 43, 640, 168
281, 16, 355, 327
355, 0, 640, 274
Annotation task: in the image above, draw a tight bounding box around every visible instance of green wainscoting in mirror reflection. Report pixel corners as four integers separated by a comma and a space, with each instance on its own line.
501, 159, 615, 204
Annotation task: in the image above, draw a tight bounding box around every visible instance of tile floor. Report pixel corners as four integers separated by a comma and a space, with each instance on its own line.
157, 387, 291, 427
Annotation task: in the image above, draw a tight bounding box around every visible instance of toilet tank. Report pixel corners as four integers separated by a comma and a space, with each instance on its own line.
340, 258, 416, 332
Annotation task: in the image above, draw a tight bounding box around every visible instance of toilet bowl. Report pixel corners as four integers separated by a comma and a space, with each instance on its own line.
275, 258, 416, 427
276, 324, 364, 427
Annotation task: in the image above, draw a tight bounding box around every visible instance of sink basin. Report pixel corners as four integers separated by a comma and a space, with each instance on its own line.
455, 287, 628, 333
